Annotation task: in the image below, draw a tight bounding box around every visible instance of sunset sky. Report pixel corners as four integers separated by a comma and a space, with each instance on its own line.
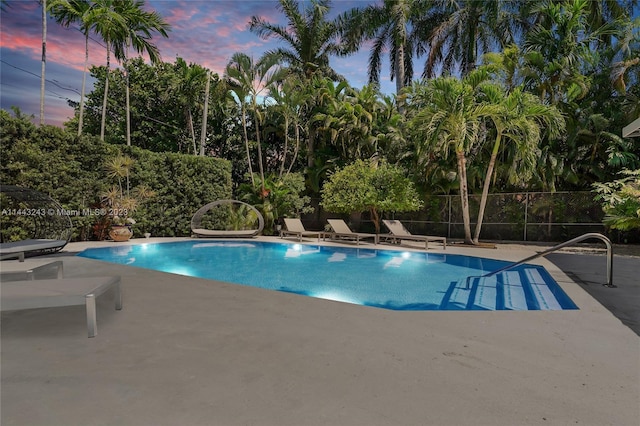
0, 0, 396, 127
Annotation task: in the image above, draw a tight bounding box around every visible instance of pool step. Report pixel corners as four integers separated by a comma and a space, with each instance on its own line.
440, 268, 563, 311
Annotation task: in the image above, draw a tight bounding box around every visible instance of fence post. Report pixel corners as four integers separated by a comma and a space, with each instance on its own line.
524, 192, 529, 241
447, 195, 452, 238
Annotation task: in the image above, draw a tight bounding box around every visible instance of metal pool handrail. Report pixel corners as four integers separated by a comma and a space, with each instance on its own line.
465, 233, 614, 289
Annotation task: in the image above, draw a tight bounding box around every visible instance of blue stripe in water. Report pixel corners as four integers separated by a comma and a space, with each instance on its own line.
77, 241, 578, 311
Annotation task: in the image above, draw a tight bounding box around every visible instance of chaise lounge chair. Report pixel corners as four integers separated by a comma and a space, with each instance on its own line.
0, 259, 64, 280
324, 219, 379, 245
380, 219, 446, 250
280, 218, 324, 242
1, 261, 122, 338
0, 239, 68, 262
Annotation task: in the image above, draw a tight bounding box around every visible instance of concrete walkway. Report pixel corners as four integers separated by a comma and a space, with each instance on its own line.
1, 238, 638, 426
546, 252, 640, 335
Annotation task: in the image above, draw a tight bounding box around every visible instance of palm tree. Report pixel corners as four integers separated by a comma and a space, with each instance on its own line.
313, 84, 382, 162
409, 73, 489, 244
267, 76, 308, 177
48, 0, 92, 136
249, 0, 348, 81
473, 83, 565, 243
225, 53, 287, 192
340, 0, 434, 95
170, 57, 208, 155
225, 55, 255, 186
89, 0, 169, 143
116, 0, 170, 146
87, 0, 128, 141
522, 0, 619, 105
300, 76, 349, 171
419, 0, 518, 78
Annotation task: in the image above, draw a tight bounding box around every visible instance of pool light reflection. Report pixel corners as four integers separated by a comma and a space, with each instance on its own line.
312, 290, 361, 305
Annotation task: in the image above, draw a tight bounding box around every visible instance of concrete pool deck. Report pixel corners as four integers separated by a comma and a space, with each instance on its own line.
1, 237, 638, 426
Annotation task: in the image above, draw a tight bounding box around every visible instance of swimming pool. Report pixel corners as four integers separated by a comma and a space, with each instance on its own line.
78, 241, 578, 311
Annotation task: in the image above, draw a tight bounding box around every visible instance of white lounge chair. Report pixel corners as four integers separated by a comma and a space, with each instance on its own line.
1, 274, 122, 338
0, 239, 68, 262
0, 259, 64, 280
325, 219, 378, 245
381, 219, 446, 250
280, 218, 324, 241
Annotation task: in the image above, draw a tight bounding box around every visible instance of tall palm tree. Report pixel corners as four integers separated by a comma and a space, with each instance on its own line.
169, 57, 208, 155
87, 0, 128, 141
340, 0, 435, 95
409, 72, 489, 244
225, 55, 255, 186
420, 0, 518, 78
225, 53, 287, 192
249, 0, 348, 81
48, 0, 92, 136
473, 83, 565, 243
267, 76, 308, 177
116, 0, 170, 146
89, 0, 169, 143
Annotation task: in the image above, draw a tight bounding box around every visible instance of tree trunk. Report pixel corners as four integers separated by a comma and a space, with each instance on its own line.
395, 41, 405, 96
473, 133, 502, 243
307, 126, 315, 168
370, 207, 380, 234
100, 43, 110, 141
254, 107, 266, 192
78, 33, 89, 136
200, 72, 210, 156
286, 122, 300, 176
187, 109, 196, 155
456, 149, 474, 244
125, 57, 131, 146
241, 105, 255, 185
40, 0, 46, 126
279, 115, 289, 178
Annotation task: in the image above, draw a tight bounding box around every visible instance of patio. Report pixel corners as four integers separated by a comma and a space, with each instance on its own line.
1, 237, 638, 426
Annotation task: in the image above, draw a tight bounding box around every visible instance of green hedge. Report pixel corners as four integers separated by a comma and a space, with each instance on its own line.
0, 110, 232, 240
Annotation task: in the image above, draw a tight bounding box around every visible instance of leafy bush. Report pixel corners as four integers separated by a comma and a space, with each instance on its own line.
238, 173, 313, 235
321, 159, 423, 233
1, 110, 232, 240
593, 170, 640, 231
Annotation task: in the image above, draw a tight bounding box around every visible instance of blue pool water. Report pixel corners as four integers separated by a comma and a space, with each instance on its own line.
78, 241, 578, 311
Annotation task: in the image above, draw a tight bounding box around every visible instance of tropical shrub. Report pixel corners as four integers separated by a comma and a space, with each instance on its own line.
238, 172, 313, 235
593, 170, 640, 231
320, 159, 423, 233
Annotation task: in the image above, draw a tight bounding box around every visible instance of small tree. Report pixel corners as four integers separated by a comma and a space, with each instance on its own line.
321, 159, 422, 233
593, 169, 640, 231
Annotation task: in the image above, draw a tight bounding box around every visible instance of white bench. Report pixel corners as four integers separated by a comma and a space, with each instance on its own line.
1, 276, 122, 337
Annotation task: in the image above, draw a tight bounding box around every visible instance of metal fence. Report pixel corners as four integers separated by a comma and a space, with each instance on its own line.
306, 191, 626, 243
396, 192, 606, 242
